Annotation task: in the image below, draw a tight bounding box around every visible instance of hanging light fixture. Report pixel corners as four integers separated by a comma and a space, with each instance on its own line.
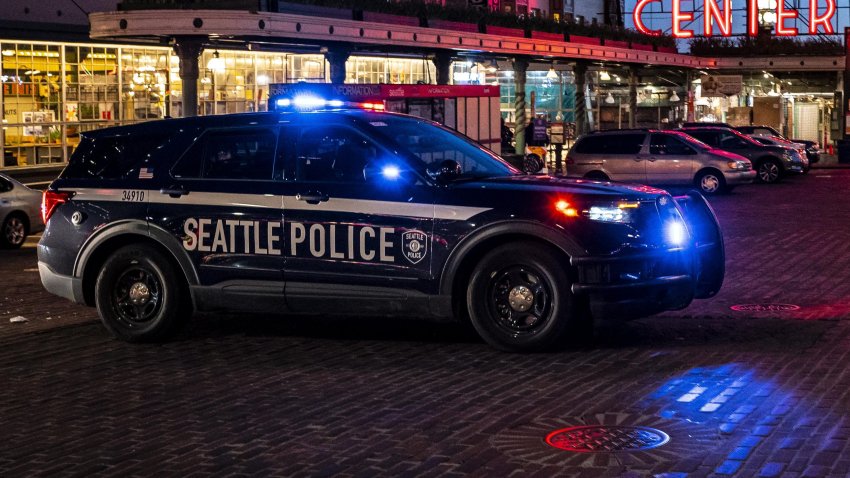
605, 92, 615, 104
207, 50, 225, 72
547, 63, 559, 80
599, 70, 611, 81
669, 90, 680, 102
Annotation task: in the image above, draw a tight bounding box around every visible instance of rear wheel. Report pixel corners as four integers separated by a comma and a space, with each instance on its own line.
695, 170, 726, 195
1, 214, 27, 249
756, 159, 782, 184
467, 242, 584, 352
95, 244, 190, 342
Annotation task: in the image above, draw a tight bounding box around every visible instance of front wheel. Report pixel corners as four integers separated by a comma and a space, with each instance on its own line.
466, 242, 583, 352
756, 159, 782, 184
95, 244, 190, 342
695, 170, 727, 195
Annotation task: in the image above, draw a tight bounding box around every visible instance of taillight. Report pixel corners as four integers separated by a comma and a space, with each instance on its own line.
566, 158, 575, 165
41, 190, 72, 224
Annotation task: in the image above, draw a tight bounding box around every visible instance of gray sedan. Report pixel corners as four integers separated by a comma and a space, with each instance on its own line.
0, 173, 43, 248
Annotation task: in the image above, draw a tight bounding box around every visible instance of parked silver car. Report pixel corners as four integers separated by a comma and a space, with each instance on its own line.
0, 173, 43, 248
566, 129, 756, 194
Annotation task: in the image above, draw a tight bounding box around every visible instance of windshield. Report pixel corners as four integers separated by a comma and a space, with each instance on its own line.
671, 131, 710, 151
361, 114, 519, 180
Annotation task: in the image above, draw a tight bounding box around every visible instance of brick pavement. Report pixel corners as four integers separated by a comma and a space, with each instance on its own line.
2, 171, 850, 477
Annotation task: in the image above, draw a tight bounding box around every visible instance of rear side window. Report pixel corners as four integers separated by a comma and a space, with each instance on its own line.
573, 134, 644, 155
0, 176, 13, 193
63, 134, 170, 179
172, 128, 277, 180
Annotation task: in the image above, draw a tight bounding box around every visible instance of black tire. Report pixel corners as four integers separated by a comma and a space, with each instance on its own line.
1, 213, 28, 249
584, 171, 609, 181
524, 154, 543, 174
466, 242, 584, 352
95, 244, 190, 342
756, 158, 782, 184
695, 170, 727, 195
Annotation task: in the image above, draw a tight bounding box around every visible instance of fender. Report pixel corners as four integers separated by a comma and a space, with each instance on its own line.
73, 219, 200, 286
438, 220, 586, 296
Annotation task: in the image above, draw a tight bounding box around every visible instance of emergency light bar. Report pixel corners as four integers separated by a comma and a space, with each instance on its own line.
274, 94, 384, 111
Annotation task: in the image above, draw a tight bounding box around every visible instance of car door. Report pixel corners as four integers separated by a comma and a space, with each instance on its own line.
279, 119, 435, 313
605, 133, 648, 183
150, 125, 286, 291
645, 133, 698, 185
717, 131, 756, 161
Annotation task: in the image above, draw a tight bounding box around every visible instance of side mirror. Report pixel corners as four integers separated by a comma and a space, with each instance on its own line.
428, 159, 462, 183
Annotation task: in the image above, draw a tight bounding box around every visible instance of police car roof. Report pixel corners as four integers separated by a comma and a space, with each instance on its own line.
80, 109, 411, 140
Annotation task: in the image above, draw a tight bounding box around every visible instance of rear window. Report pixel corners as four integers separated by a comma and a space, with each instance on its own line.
573, 134, 645, 155
62, 134, 170, 179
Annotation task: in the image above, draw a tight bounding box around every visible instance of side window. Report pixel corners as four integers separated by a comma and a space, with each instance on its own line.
688, 132, 717, 147
650, 134, 695, 155
753, 128, 772, 136
0, 176, 12, 193
62, 134, 170, 179
573, 134, 644, 155
608, 134, 646, 155
291, 126, 378, 183
172, 128, 277, 180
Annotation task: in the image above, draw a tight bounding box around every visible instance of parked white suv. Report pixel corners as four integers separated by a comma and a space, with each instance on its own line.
566, 129, 756, 194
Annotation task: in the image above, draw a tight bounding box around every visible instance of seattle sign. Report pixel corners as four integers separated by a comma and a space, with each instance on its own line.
633, 0, 837, 38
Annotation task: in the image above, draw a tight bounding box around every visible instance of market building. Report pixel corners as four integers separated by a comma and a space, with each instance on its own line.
4, 0, 840, 173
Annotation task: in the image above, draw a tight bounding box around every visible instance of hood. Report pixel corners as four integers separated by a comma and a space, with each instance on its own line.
450, 174, 668, 199
708, 148, 750, 162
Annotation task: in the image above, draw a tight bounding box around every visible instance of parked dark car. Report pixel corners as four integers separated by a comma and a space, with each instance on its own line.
678, 127, 804, 184
735, 125, 820, 164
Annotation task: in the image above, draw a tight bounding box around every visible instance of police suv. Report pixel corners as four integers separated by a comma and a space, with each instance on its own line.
38, 99, 724, 352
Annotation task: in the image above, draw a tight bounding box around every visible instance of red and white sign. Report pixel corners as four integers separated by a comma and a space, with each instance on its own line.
634, 0, 837, 38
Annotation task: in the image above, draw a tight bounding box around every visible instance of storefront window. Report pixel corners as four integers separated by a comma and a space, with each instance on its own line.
346, 56, 434, 84
289, 55, 325, 83
121, 48, 169, 121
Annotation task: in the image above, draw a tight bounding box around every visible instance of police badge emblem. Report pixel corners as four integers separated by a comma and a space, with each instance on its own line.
401, 230, 428, 264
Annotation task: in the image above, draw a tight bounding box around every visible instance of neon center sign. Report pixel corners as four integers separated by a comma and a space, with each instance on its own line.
634, 0, 837, 38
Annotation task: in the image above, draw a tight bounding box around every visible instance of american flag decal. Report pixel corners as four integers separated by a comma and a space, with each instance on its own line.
139, 168, 154, 179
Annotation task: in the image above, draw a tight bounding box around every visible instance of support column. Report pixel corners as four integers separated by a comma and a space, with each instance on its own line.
325, 46, 351, 84
573, 61, 588, 136
513, 58, 529, 155
629, 65, 639, 128
432, 51, 452, 85
173, 37, 204, 118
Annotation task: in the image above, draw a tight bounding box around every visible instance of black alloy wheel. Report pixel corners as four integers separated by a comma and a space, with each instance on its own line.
467, 242, 583, 352
1, 214, 27, 248
95, 244, 190, 342
757, 159, 782, 184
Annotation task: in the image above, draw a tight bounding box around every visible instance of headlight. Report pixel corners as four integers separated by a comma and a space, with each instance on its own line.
583, 201, 640, 223
727, 160, 748, 170
665, 220, 688, 246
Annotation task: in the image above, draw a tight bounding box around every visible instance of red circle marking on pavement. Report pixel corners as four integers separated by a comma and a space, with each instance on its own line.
545, 425, 670, 453
730, 304, 801, 312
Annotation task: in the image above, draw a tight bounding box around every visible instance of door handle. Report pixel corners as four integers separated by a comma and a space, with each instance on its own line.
160, 187, 189, 198
647, 157, 658, 162
296, 192, 329, 205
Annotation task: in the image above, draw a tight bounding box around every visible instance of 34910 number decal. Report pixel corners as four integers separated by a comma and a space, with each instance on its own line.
121, 190, 145, 202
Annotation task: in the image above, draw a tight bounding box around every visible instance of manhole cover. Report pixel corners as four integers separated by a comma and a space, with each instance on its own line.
546, 425, 669, 452
730, 304, 800, 312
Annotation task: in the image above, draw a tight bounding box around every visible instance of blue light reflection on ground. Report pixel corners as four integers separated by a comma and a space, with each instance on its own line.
637, 363, 808, 476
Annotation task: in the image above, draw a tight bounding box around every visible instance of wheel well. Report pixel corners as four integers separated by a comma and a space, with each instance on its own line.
448, 234, 574, 321
584, 170, 609, 180
81, 234, 191, 308
756, 156, 781, 168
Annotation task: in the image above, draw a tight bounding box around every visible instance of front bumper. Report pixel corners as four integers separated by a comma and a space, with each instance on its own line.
38, 261, 85, 304
727, 170, 757, 185
569, 191, 724, 321
571, 249, 697, 320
